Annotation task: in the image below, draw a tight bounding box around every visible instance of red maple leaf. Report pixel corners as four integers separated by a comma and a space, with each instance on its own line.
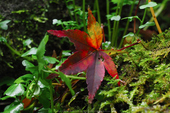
47, 8, 119, 103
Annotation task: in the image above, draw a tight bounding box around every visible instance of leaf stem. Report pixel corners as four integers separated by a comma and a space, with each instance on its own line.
134, 0, 141, 33
111, 5, 119, 47
95, 0, 101, 25
114, 0, 124, 47
4, 42, 33, 61
82, 0, 86, 32
46, 69, 86, 80
136, 7, 147, 35
111, 0, 124, 47
93, 0, 97, 17
73, 0, 78, 24
50, 82, 54, 113
66, 74, 86, 80
119, 0, 136, 48
4, 42, 21, 56
25, 75, 39, 100
64, 0, 74, 21
106, 0, 111, 41
118, 39, 141, 51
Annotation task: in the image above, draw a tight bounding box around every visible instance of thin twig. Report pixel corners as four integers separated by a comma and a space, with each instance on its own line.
148, 0, 162, 34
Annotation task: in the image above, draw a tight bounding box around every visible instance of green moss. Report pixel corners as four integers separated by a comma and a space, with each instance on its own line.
93, 28, 170, 112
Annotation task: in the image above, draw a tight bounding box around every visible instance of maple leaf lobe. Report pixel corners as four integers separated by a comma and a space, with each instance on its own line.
59, 51, 94, 75
47, 30, 67, 37
87, 8, 103, 49
86, 51, 105, 103
87, 8, 96, 28
99, 51, 118, 78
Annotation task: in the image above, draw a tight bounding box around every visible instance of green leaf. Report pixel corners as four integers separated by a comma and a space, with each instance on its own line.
14, 76, 24, 84
37, 59, 46, 73
22, 60, 34, 68
33, 85, 40, 96
55, 61, 64, 70
111, 0, 121, 4
59, 71, 75, 96
123, 32, 134, 38
0, 36, 7, 43
43, 56, 59, 64
33, 16, 48, 23
139, 2, 157, 9
62, 50, 71, 57
11, 10, 28, 14
102, 41, 111, 50
21, 47, 37, 57
0, 95, 11, 100
67, 4, 74, 9
123, 0, 138, 5
0, 20, 11, 30
52, 19, 62, 25
26, 66, 39, 76
36, 34, 49, 72
14, 74, 33, 84
37, 34, 49, 59
22, 61, 38, 75
38, 88, 50, 108
23, 39, 32, 46
110, 15, 121, 21
38, 78, 50, 89
139, 22, 155, 29
4, 102, 24, 113
4, 84, 25, 97
121, 16, 141, 22
38, 108, 53, 113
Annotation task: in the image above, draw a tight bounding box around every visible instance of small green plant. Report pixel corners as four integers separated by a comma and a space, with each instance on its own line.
1, 34, 53, 112
1, 33, 83, 112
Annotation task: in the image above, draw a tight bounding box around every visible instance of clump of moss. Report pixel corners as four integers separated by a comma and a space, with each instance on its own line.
91, 28, 170, 112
